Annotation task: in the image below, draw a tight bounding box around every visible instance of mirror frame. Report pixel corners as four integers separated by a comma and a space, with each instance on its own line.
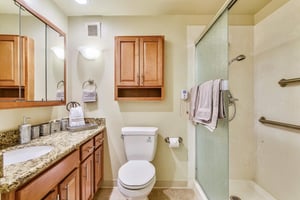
0, 0, 66, 109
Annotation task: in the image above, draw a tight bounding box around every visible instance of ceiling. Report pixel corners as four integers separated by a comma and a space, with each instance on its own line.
52, 0, 272, 16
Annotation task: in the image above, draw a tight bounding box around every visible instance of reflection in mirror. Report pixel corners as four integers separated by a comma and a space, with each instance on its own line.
47, 26, 64, 101
0, 0, 21, 100
20, 6, 45, 101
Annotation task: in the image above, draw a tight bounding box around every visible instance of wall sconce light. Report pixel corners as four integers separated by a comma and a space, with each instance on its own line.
75, 0, 87, 5
78, 47, 100, 60
51, 47, 65, 60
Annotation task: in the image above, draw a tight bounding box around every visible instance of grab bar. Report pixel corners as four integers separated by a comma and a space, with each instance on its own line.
259, 116, 300, 130
278, 78, 300, 87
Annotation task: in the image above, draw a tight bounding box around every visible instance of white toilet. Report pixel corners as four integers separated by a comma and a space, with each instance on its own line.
118, 127, 158, 200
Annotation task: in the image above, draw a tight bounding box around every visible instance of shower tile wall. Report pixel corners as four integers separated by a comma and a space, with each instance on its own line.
254, 0, 300, 199
228, 26, 255, 180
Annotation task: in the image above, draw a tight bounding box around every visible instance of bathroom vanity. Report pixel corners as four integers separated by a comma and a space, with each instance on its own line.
0, 126, 105, 200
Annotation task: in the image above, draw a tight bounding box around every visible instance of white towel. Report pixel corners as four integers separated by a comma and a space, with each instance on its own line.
82, 89, 97, 103
194, 80, 214, 122
202, 79, 221, 132
189, 85, 199, 121
69, 106, 85, 127
218, 90, 226, 119
191, 79, 222, 132
56, 89, 64, 101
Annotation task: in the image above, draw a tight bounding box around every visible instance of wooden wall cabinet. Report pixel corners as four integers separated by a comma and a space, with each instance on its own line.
115, 35, 164, 100
0, 35, 34, 101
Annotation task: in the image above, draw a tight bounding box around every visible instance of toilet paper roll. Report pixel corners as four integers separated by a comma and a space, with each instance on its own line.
169, 137, 180, 148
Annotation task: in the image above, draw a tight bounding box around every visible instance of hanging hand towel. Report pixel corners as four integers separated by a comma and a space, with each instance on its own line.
194, 80, 214, 122
82, 89, 97, 102
202, 79, 221, 132
189, 85, 199, 121
69, 106, 85, 127
56, 89, 64, 101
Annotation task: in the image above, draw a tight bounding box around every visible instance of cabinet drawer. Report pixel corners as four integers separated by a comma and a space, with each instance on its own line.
94, 132, 104, 149
16, 150, 79, 200
81, 139, 94, 161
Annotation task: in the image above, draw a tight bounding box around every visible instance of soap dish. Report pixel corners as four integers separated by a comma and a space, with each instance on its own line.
66, 123, 98, 132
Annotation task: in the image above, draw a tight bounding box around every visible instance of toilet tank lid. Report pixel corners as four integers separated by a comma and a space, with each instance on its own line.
122, 127, 158, 136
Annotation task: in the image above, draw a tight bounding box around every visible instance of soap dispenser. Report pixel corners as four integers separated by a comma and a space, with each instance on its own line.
19, 116, 31, 144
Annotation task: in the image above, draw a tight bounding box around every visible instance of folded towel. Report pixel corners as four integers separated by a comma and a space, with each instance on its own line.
202, 79, 221, 132
189, 85, 199, 121
194, 80, 214, 122
218, 90, 226, 119
82, 89, 97, 103
191, 79, 223, 132
69, 106, 85, 127
56, 89, 64, 101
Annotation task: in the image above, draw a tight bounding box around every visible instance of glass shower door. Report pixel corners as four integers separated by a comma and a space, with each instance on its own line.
195, 10, 229, 200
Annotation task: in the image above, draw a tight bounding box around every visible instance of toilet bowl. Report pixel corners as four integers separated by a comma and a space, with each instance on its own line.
118, 127, 158, 200
118, 160, 156, 200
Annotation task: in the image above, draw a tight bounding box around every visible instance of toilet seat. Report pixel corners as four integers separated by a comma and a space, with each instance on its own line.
118, 160, 155, 190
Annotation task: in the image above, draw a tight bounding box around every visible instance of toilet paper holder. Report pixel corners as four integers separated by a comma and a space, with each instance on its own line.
164, 137, 183, 144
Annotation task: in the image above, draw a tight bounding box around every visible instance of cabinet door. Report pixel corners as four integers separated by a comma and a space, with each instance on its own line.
139, 36, 164, 87
81, 155, 94, 200
59, 169, 80, 200
41, 187, 58, 200
94, 145, 103, 192
0, 35, 20, 86
115, 36, 140, 86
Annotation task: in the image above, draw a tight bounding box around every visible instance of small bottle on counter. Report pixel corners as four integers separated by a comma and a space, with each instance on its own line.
19, 116, 31, 144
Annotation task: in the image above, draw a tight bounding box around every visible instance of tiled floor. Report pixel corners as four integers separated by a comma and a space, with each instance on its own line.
94, 187, 196, 200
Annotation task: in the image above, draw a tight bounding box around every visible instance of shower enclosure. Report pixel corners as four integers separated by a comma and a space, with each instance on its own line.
194, 0, 300, 199
194, 1, 232, 200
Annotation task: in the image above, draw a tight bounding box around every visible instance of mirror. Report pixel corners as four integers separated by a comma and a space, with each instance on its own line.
0, 0, 66, 108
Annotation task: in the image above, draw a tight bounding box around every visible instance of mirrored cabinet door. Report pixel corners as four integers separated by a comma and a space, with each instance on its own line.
0, 0, 66, 108
47, 26, 65, 101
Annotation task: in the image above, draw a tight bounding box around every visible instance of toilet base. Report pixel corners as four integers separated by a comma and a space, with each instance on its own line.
117, 177, 155, 200
124, 197, 149, 200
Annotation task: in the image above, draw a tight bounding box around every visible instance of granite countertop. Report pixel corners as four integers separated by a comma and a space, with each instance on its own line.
0, 125, 105, 194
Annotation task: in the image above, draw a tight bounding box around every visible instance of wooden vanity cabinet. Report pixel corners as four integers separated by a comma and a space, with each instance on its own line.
80, 141, 94, 200
115, 35, 164, 100
41, 187, 58, 200
1, 131, 104, 200
0, 35, 34, 100
80, 131, 104, 200
94, 133, 104, 191
58, 169, 80, 200
14, 150, 79, 200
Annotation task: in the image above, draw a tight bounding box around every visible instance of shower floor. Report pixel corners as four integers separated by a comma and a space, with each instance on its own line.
229, 180, 277, 200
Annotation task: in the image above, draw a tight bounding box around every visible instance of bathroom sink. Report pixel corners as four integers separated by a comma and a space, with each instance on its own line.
3, 145, 54, 166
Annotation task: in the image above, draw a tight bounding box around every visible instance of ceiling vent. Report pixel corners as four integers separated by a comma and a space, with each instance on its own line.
86, 22, 101, 38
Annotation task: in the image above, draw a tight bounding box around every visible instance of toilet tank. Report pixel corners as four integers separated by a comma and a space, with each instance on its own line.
122, 127, 158, 161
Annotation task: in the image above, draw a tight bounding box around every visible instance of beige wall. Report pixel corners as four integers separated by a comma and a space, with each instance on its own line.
254, 0, 300, 199
68, 15, 205, 187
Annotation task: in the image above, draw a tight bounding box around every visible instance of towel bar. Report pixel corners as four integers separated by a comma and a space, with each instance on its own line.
259, 116, 300, 130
